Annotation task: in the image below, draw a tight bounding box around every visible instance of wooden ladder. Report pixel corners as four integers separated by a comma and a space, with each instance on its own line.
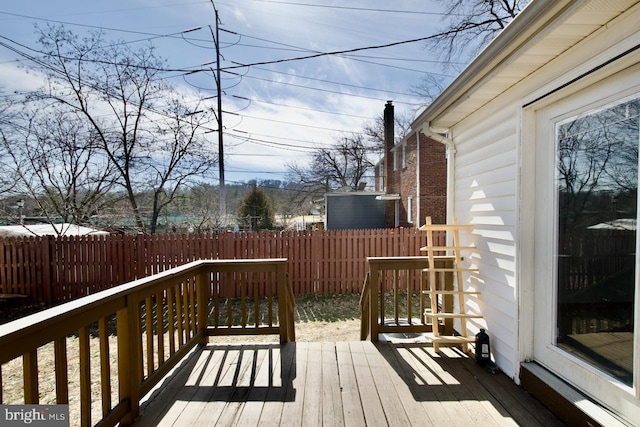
420, 217, 481, 352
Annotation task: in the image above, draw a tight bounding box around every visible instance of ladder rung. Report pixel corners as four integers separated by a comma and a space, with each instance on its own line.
431, 336, 476, 343
422, 290, 481, 295
420, 246, 475, 251
424, 313, 484, 319
419, 224, 474, 231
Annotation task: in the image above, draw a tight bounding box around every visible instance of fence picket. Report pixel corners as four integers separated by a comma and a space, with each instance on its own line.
0, 228, 432, 304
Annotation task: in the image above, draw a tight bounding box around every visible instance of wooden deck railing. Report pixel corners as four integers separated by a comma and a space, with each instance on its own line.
0, 259, 294, 427
360, 256, 454, 342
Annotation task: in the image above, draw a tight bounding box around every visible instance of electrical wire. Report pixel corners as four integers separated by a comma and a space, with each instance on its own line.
0, 4, 450, 182
248, 66, 423, 98
220, 30, 459, 71
229, 95, 374, 120
234, 0, 463, 16
225, 71, 422, 106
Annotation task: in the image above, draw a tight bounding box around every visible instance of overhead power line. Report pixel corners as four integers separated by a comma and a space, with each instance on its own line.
230, 95, 375, 120
230, 1, 463, 16
221, 30, 458, 70
248, 66, 423, 98
219, 28, 459, 76
225, 71, 422, 106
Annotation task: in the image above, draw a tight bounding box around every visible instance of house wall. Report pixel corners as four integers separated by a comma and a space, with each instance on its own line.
444, 1, 640, 383
384, 132, 447, 227
449, 103, 521, 378
374, 161, 383, 192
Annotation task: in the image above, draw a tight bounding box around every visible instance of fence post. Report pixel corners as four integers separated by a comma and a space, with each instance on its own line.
43, 235, 54, 304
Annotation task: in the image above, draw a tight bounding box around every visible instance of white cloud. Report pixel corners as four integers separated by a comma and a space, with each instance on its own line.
0, 62, 46, 93
0, 0, 448, 183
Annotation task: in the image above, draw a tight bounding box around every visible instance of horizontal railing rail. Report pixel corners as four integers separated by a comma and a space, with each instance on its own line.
360, 256, 454, 342
0, 258, 294, 427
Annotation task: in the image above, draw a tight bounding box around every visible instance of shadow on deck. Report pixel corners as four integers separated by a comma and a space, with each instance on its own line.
134, 341, 565, 426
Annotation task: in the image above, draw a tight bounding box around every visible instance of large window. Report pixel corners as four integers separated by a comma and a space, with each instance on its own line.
555, 95, 639, 385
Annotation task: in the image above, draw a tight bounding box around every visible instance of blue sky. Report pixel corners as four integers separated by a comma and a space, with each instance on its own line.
0, 1, 459, 184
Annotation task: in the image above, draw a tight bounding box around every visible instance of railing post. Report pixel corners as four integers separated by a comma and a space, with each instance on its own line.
23, 350, 38, 404
196, 266, 209, 344
277, 262, 290, 344
117, 297, 142, 425
359, 272, 370, 340
369, 259, 379, 343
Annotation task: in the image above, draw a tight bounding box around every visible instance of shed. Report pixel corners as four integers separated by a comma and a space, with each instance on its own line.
325, 192, 386, 230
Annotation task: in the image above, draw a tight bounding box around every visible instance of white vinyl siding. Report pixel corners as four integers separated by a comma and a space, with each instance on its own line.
450, 104, 520, 377
419, 1, 640, 422
445, 2, 640, 396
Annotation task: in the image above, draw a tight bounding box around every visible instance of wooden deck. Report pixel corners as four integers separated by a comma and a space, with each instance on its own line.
133, 341, 564, 426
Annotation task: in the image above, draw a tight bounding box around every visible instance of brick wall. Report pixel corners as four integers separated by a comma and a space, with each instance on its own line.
384, 131, 447, 227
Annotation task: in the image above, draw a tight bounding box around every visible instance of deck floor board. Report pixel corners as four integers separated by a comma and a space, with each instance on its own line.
135, 341, 563, 427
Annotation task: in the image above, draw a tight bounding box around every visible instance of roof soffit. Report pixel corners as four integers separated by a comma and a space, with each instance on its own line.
413, 0, 639, 131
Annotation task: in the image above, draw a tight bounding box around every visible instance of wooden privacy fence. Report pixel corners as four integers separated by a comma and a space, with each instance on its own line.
0, 228, 443, 304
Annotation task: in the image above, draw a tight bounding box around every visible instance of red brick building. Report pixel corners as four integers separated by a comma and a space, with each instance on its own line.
374, 101, 447, 228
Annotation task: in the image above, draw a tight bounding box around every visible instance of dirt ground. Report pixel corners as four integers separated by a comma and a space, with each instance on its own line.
207, 293, 363, 343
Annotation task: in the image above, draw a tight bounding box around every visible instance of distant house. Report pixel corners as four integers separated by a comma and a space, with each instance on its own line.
375, 101, 447, 228
411, 0, 640, 424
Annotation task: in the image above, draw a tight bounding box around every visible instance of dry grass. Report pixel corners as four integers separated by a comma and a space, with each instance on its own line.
1, 335, 120, 425
1, 291, 422, 425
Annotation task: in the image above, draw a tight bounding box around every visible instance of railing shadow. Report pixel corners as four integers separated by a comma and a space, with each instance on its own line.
374, 342, 528, 421
138, 343, 297, 424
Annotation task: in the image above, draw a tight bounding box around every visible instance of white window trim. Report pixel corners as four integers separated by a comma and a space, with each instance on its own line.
402, 145, 407, 169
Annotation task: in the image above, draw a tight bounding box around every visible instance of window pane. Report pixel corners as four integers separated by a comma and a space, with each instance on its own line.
556, 96, 639, 386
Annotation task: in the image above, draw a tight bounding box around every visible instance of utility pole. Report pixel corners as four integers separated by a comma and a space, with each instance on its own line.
211, 2, 226, 229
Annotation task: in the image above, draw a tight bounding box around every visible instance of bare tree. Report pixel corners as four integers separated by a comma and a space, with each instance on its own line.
143, 97, 218, 234
557, 99, 639, 232
0, 95, 20, 199
362, 110, 414, 150
287, 133, 374, 198
414, 0, 529, 101
2, 104, 118, 230
432, 0, 527, 63
29, 25, 217, 234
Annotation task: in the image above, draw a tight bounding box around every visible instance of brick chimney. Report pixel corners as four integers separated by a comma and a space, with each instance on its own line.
383, 101, 394, 192
384, 100, 394, 153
